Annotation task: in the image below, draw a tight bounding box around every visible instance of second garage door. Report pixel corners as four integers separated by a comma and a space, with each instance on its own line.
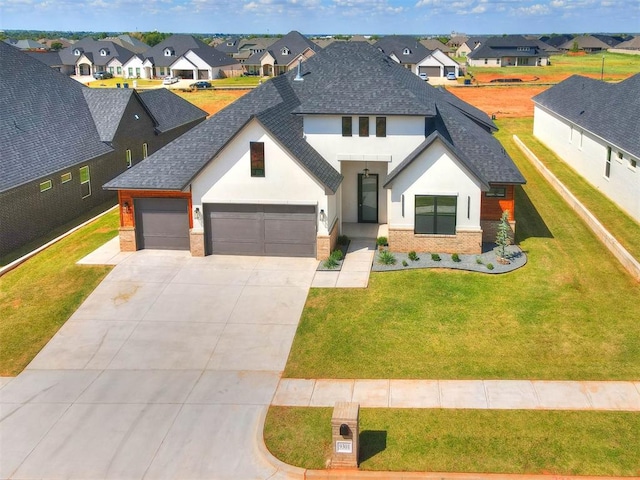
134, 198, 190, 250
205, 203, 316, 257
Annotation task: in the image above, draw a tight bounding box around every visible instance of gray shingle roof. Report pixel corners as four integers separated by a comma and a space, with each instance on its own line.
143, 34, 237, 68
0, 42, 112, 193
245, 31, 319, 67
558, 35, 611, 50
532, 74, 640, 158
614, 36, 640, 50
468, 35, 548, 60
59, 38, 137, 67
83, 89, 136, 142
105, 41, 524, 193
25, 51, 64, 66
374, 35, 431, 65
138, 89, 207, 133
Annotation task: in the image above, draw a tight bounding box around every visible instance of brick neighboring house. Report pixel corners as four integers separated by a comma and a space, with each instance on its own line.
0, 43, 208, 257
533, 74, 640, 223
105, 42, 525, 259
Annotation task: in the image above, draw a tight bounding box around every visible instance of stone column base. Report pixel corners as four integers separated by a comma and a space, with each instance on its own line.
190, 229, 205, 257
119, 226, 136, 252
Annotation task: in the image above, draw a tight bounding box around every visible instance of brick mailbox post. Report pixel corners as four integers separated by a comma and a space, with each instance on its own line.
330, 402, 360, 469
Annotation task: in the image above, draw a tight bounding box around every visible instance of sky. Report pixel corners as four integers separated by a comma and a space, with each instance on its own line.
1, 0, 638, 35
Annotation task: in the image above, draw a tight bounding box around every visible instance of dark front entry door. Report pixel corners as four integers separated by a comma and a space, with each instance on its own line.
358, 173, 378, 223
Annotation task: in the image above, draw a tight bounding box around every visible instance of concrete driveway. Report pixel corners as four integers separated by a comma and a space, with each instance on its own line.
0, 250, 317, 479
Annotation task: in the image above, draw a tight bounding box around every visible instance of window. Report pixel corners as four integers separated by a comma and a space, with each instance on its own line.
61, 172, 72, 183
281, 47, 290, 55
376, 117, 386, 137
250, 142, 265, 177
486, 187, 506, 197
605, 147, 611, 178
617, 151, 624, 162
164, 48, 175, 56
135, 67, 140, 77
117, 66, 122, 75
128, 67, 133, 77
126, 149, 132, 168
630, 158, 637, 169
359, 117, 369, 137
74, 49, 81, 56
342, 117, 352, 137
415, 195, 457, 235
142, 143, 148, 159
100, 48, 109, 56
403, 48, 411, 55
484, 58, 488, 65
39, 180, 52, 192
79, 166, 91, 198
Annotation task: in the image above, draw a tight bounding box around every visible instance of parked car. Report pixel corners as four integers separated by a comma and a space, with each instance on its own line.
163, 76, 179, 85
446, 72, 457, 80
419, 72, 429, 81
93, 71, 113, 80
190, 81, 212, 89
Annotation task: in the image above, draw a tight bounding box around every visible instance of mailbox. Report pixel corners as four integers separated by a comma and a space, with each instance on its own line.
330, 402, 359, 469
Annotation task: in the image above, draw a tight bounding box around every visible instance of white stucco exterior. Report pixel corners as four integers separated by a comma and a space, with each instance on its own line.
386, 139, 483, 231
122, 56, 145, 79
416, 50, 460, 77
534, 105, 640, 222
191, 119, 330, 234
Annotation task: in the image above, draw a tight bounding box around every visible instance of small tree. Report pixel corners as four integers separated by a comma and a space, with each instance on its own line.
495, 210, 511, 262
570, 40, 579, 53
50, 41, 63, 51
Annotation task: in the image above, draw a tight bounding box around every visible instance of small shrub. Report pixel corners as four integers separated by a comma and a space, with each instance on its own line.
408, 251, 419, 261
486, 263, 494, 270
378, 250, 396, 265
476, 256, 483, 265
330, 249, 343, 261
402, 260, 408, 267
431, 253, 441, 261
323, 256, 339, 269
376, 236, 388, 246
451, 253, 461, 262
337, 235, 349, 245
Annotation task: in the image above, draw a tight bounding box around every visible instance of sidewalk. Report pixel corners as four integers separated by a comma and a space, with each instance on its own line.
312, 239, 376, 288
273, 378, 640, 411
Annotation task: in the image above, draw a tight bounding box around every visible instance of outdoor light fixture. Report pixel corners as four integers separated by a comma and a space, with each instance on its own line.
123, 202, 130, 214
363, 161, 370, 178
194, 207, 201, 220
319, 209, 326, 221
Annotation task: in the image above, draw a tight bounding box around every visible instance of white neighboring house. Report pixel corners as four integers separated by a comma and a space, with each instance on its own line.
105, 42, 525, 260
376, 35, 461, 78
533, 74, 640, 222
416, 49, 460, 78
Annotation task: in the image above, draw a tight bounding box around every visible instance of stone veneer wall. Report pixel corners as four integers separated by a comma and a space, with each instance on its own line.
190, 229, 205, 257
316, 219, 339, 260
119, 227, 136, 252
389, 228, 482, 254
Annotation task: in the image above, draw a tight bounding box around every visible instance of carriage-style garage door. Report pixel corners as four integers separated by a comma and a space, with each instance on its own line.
134, 198, 190, 250
205, 203, 316, 257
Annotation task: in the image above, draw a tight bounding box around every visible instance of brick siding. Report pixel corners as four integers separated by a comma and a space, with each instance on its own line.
389, 228, 482, 254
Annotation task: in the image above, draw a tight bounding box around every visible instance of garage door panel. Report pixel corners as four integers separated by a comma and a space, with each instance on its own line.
265, 218, 317, 244
265, 242, 316, 257
419, 66, 441, 77
135, 198, 189, 251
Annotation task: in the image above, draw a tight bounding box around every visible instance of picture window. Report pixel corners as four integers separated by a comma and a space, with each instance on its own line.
415, 195, 457, 235
250, 142, 265, 177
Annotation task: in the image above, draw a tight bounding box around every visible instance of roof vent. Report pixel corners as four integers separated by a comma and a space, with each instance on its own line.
294, 58, 303, 82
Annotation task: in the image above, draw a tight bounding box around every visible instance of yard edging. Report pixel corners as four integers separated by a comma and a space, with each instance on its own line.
514, 135, 640, 282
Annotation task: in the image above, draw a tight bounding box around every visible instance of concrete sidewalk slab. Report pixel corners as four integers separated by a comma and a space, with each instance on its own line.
389, 379, 440, 408
439, 380, 488, 409
186, 370, 280, 405
484, 380, 539, 409
311, 270, 339, 287
533, 381, 593, 409
272, 379, 316, 406
353, 379, 389, 407
310, 379, 354, 406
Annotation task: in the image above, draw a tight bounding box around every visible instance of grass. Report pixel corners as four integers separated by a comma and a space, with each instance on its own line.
467, 52, 640, 82
265, 407, 640, 475
86, 77, 161, 88
0, 210, 118, 376
496, 117, 640, 262
284, 121, 640, 381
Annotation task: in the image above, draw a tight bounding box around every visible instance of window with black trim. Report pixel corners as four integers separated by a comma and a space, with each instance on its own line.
126, 149, 132, 168
359, 117, 369, 137
376, 117, 386, 137
79, 166, 91, 198
486, 187, 506, 197
250, 142, 265, 177
605, 147, 611, 178
415, 195, 457, 235
342, 117, 352, 137
143, 143, 148, 159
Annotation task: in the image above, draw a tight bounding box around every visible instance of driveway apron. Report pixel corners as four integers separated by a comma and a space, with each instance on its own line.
0, 250, 317, 480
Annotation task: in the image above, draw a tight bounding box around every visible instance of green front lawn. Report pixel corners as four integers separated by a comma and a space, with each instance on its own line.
0, 211, 118, 376
284, 120, 640, 381
265, 407, 640, 475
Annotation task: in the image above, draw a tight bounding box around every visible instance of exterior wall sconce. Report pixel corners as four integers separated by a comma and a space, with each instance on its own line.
319, 209, 326, 221
363, 161, 370, 178
194, 207, 201, 220
123, 201, 131, 214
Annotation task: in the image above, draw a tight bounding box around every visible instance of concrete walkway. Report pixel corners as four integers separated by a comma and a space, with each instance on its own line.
274, 378, 640, 411
312, 239, 376, 288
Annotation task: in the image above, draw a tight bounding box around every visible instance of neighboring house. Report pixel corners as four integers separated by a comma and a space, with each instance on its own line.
558, 35, 611, 53
375, 35, 461, 78
142, 34, 242, 79
591, 34, 625, 48
59, 37, 139, 77
455, 37, 486, 57
104, 42, 525, 260
446, 35, 469, 50
4, 38, 47, 50
25, 51, 67, 73
215, 37, 241, 57
0, 43, 208, 257
38, 38, 74, 50
420, 39, 454, 56
539, 34, 574, 48
244, 31, 320, 76
233, 37, 277, 63
532, 74, 640, 223
467, 35, 550, 66
529, 38, 561, 56
610, 36, 640, 54
104, 34, 149, 54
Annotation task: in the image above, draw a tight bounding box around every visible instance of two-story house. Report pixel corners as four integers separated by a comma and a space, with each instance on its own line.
105, 42, 525, 259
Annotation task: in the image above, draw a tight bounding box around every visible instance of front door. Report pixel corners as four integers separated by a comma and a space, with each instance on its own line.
358, 173, 378, 223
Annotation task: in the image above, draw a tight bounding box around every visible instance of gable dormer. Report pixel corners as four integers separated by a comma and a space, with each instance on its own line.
281, 47, 291, 55
99, 48, 110, 56
73, 48, 83, 56
164, 47, 175, 56
403, 47, 411, 55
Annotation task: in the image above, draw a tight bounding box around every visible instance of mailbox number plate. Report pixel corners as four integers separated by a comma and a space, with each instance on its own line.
336, 440, 353, 453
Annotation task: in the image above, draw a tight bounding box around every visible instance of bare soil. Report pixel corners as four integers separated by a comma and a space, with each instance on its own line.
447, 85, 549, 118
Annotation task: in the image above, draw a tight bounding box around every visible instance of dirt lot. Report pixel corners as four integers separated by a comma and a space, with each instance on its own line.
447, 85, 548, 118
173, 89, 251, 116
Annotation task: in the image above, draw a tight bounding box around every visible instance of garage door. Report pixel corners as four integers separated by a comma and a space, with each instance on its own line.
444, 66, 456, 75
134, 198, 190, 250
419, 66, 441, 77
205, 204, 316, 257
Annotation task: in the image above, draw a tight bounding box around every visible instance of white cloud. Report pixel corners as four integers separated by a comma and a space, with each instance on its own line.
513, 3, 550, 15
